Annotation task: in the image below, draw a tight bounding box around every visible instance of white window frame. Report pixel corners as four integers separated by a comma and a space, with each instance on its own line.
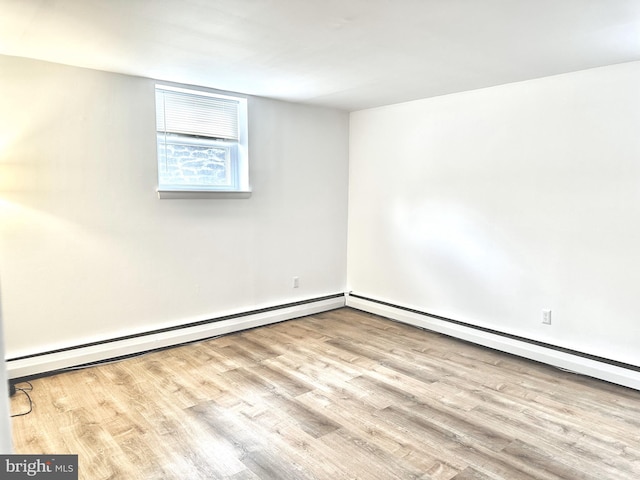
155, 84, 250, 199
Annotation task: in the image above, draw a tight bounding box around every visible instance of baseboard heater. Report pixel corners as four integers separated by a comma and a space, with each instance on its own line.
346, 293, 640, 391
7, 293, 346, 380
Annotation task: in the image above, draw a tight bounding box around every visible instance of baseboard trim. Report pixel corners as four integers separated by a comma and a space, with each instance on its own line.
7, 294, 345, 380
346, 293, 640, 391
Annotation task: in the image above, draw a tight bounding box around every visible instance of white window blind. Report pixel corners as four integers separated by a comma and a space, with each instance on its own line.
156, 87, 240, 140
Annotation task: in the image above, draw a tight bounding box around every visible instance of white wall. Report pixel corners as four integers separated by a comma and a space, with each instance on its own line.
3, 52, 639, 375
348, 61, 640, 367
0, 55, 349, 360
0, 292, 12, 452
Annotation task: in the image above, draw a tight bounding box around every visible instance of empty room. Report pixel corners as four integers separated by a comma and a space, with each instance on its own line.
1, 1, 640, 479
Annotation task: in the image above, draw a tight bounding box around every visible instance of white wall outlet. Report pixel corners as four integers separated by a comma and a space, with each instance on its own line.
293, 276, 300, 288
542, 309, 552, 325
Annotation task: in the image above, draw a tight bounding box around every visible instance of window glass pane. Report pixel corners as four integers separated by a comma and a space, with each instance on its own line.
157, 134, 235, 188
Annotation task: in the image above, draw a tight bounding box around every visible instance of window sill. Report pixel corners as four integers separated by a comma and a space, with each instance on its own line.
157, 189, 252, 199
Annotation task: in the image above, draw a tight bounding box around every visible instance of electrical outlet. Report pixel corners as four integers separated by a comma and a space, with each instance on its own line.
542, 309, 552, 325
293, 276, 300, 288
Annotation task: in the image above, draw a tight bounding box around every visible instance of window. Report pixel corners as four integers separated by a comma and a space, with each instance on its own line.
155, 85, 250, 199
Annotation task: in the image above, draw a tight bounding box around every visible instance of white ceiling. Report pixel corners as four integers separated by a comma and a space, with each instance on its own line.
1, 0, 640, 111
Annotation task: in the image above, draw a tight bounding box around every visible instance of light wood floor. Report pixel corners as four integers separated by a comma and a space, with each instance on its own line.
10, 308, 640, 479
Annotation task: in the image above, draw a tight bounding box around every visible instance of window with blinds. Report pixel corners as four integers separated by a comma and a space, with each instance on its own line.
155, 85, 249, 198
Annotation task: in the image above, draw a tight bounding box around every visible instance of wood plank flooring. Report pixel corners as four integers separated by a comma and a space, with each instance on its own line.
10, 308, 640, 479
